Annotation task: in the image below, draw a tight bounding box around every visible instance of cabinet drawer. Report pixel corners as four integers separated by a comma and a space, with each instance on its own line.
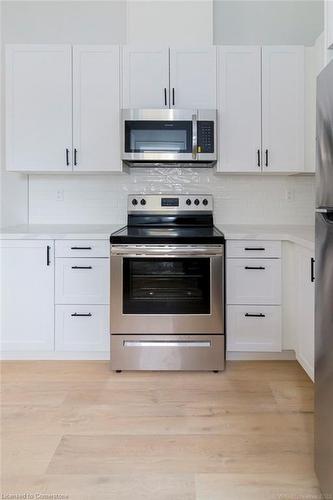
55, 258, 109, 304
55, 305, 109, 351
55, 240, 109, 258
227, 258, 281, 305
226, 240, 281, 258
227, 305, 281, 352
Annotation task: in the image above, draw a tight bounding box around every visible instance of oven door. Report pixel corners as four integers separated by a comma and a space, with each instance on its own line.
110, 245, 224, 334
122, 109, 196, 162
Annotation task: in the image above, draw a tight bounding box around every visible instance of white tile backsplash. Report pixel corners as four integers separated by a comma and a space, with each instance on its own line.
28, 169, 315, 226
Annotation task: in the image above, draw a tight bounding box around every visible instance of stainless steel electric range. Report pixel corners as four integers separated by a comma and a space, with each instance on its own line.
110, 194, 225, 372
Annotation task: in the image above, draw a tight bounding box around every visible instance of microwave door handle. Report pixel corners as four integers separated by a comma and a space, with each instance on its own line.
192, 114, 197, 160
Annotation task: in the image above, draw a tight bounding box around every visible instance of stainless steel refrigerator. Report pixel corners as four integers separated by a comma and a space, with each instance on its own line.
315, 59, 333, 497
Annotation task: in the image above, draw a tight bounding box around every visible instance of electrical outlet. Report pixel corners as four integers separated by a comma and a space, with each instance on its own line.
285, 189, 295, 201
56, 189, 64, 201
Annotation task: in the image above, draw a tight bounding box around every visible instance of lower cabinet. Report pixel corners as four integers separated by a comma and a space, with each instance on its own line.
0, 240, 55, 351
55, 305, 109, 351
295, 246, 315, 381
227, 305, 282, 352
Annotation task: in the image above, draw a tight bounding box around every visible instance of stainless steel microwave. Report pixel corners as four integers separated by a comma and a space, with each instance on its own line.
121, 109, 217, 167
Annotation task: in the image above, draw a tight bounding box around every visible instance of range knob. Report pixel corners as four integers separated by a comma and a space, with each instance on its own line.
186, 199, 192, 206
194, 199, 200, 206
140, 198, 146, 206
132, 198, 138, 206
202, 198, 208, 206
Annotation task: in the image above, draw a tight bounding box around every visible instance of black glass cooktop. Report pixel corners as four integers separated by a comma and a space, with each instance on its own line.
110, 225, 224, 245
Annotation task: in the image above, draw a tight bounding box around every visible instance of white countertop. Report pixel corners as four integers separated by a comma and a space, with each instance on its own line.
0, 223, 314, 249
218, 224, 314, 250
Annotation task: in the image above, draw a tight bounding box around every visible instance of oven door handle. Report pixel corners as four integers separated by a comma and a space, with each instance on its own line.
192, 113, 198, 160
111, 247, 223, 257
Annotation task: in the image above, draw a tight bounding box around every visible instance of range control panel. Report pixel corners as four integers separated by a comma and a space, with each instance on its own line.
128, 194, 213, 212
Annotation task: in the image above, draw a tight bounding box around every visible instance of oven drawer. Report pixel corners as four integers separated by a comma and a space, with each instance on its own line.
111, 335, 225, 371
55, 258, 109, 304
55, 240, 109, 258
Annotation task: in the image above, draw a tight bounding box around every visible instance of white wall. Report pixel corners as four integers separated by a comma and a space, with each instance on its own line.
214, 1, 324, 46
127, 0, 213, 44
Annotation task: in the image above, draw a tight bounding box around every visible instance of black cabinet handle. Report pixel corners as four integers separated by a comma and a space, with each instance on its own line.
244, 266, 266, 270
244, 247, 266, 251
46, 245, 51, 266
74, 148, 77, 166
66, 148, 70, 166
265, 149, 269, 167
311, 257, 315, 282
71, 313, 92, 317
245, 313, 266, 318
172, 88, 175, 106
257, 149, 261, 167
164, 88, 167, 106
71, 246, 92, 250
71, 266, 92, 270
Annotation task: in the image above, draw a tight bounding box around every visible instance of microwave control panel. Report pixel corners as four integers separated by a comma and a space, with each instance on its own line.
197, 121, 214, 153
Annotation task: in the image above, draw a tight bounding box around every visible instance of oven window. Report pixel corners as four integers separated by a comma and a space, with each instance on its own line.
123, 258, 210, 314
124, 121, 192, 153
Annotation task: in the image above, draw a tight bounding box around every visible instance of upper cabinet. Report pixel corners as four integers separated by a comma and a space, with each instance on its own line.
122, 46, 217, 109
6, 45, 72, 172
122, 47, 169, 108
169, 47, 217, 108
218, 46, 262, 172
6, 44, 121, 173
262, 46, 304, 173
73, 45, 120, 172
217, 45, 305, 174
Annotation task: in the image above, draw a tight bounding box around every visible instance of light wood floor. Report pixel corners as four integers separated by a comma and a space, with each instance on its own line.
1, 361, 321, 500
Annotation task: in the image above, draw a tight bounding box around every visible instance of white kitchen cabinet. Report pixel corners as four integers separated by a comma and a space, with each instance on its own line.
262, 46, 304, 172
217, 46, 262, 172
295, 246, 315, 381
0, 240, 55, 351
226, 240, 281, 259
227, 305, 282, 352
6, 45, 72, 172
169, 47, 217, 108
55, 239, 109, 258
73, 45, 121, 172
227, 258, 281, 305
55, 305, 109, 351
55, 258, 109, 305
122, 46, 169, 108
217, 45, 304, 174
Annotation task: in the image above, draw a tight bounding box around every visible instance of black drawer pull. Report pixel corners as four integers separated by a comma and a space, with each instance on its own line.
164, 87, 167, 106
71, 247, 92, 250
257, 149, 261, 167
46, 245, 51, 266
245, 313, 266, 318
311, 257, 315, 282
71, 313, 92, 317
265, 149, 269, 167
244, 266, 266, 270
244, 247, 266, 251
71, 266, 92, 270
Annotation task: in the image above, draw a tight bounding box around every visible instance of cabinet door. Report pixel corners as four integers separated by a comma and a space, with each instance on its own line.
0, 240, 55, 351
296, 247, 315, 381
262, 46, 304, 172
227, 258, 281, 305
73, 45, 121, 172
217, 47, 262, 173
169, 47, 216, 108
55, 258, 110, 305
55, 305, 109, 352
6, 45, 72, 172
122, 46, 169, 108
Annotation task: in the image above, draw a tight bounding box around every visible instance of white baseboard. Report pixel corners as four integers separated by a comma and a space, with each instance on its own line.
227, 350, 296, 361
0, 351, 110, 360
